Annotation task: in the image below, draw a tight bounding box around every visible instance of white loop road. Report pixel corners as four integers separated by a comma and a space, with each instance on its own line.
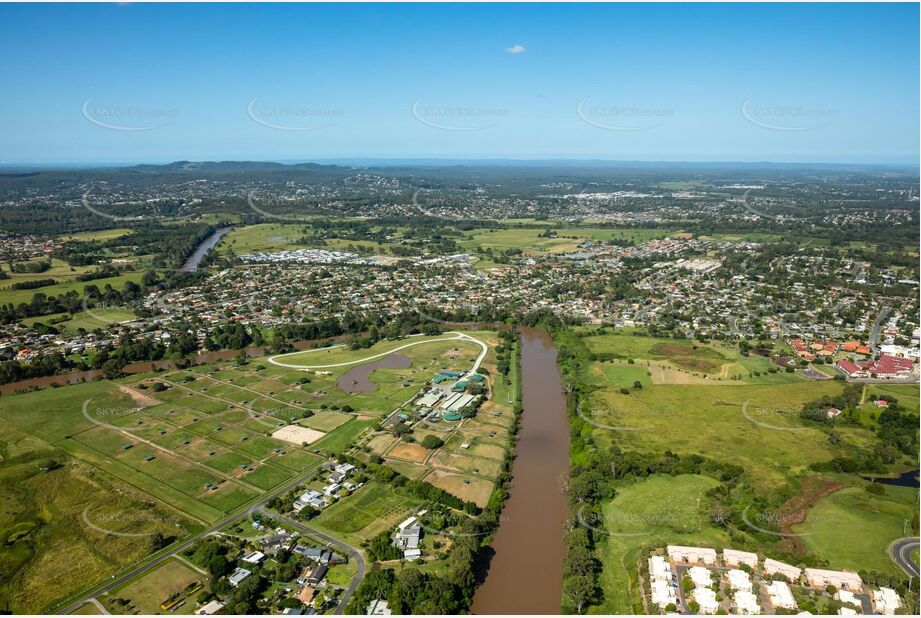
268, 331, 489, 372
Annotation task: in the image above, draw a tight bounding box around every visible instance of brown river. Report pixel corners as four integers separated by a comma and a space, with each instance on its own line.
472, 327, 569, 614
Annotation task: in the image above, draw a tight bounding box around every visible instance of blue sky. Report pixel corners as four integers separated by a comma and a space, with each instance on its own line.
0, 2, 917, 165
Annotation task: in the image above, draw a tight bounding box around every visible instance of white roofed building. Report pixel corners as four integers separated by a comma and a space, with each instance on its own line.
766, 581, 797, 610
764, 558, 802, 582
835, 590, 861, 609
688, 566, 713, 588
723, 548, 758, 569
804, 568, 862, 591
726, 569, 753, 593
650, 579, 677, 610
647, 555, 677, 610
667, 545, 717, 565
733, 590, 761, 615
692, 587, 719, 614
871, 587, 902, 615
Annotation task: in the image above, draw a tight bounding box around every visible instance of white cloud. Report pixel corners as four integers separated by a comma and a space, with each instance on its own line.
505, 44, 526, 54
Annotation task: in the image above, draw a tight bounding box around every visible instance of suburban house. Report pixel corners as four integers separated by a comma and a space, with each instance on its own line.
392, 515, 423, 559
306, 564, 328, 585
366, 599, 392, 615
228, 567, 252, 588
195, 600, 226, 615
293, 489, 327, 512
241, 551, 265, 565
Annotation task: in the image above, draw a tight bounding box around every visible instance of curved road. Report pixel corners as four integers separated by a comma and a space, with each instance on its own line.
889, 537, 920, 578
257, 510, 366, 614
269, 331, 488, 372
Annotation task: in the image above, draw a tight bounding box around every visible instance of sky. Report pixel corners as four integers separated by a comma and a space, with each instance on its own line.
0, 2, 918, 165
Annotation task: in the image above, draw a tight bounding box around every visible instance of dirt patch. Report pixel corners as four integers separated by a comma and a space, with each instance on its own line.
387, 442, 430, 463
778, 477, 844, 555
645, 361, 716, 385
271, 425, 326, 445
118, 385, 161, 408
367, 434, 398, 454
423, 469, 494, 508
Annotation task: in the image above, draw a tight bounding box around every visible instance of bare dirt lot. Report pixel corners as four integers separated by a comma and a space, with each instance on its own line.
387, 442, 430, 463
118, 385, 162, 408
271, 425, 326, 445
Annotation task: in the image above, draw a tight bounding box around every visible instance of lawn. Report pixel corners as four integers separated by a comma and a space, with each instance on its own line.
793, 483, 919, 577
311, 419, 376, 454
59, 228, 133, 242
592, 474, 729, 614
22, 307, 138, 334
102, 557, 206, 615
313, 482, 420, 543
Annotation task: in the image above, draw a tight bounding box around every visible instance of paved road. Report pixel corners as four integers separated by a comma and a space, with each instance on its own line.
53, 463, 325, 615
259, 510, 366, 615
869, 306, 892, 355
889, 537, 920, 578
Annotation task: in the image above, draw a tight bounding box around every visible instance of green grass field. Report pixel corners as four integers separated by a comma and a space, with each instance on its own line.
0, 329, 510, 610
458, 226, 678, 257
0, 418, 200, 613
22, 308, 138, 334
102, 557, 206, 615
569, 327, 919, 613
312, 482, 420, 543
592, 475, 729, 614
793, 483, 918, 576
0, 270, 149, 306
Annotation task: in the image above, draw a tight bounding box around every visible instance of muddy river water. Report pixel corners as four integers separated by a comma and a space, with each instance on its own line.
471, 327, 570, 614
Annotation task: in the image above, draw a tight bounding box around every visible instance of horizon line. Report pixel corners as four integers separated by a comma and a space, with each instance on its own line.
1, 157, 919, 170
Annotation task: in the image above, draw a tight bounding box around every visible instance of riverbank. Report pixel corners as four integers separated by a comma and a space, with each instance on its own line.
179, 226, 232, 272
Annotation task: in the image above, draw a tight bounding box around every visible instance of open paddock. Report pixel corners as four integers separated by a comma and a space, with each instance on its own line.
422, 469, 494, 508
428, 450, 502, 479
102, 558, 205, 615
387, 442, 431, 463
